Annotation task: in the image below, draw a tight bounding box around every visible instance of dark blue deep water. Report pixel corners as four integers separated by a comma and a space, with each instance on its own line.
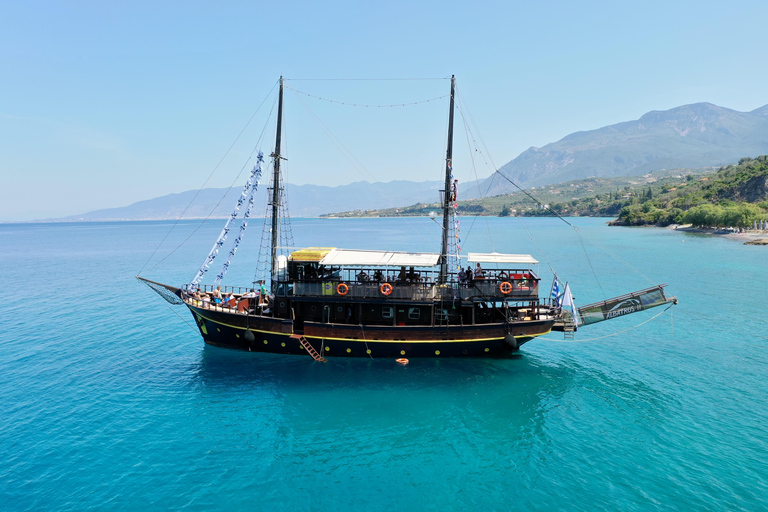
1, 217, 767, 511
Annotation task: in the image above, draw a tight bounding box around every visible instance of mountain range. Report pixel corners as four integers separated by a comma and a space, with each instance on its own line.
477, 102, 768, 197
54, 180, 447, 221
49, 101, 768, 221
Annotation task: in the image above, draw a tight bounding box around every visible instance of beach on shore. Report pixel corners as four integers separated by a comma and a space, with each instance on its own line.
668, 224, 768, 245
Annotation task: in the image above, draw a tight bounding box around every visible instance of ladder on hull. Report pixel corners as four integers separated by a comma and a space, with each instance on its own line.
562, 312, 576, 340
290, 334, 327, 363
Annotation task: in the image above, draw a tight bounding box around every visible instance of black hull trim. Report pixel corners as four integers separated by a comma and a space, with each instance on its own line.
187, 304, 552, 358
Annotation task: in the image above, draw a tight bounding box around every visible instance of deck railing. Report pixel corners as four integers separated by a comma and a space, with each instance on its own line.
283, 267, 541, 301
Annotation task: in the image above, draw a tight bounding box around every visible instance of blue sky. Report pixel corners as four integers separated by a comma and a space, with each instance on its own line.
2, 0, 767, 221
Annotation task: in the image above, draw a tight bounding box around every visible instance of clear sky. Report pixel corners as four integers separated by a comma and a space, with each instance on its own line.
2, 0, 768, 221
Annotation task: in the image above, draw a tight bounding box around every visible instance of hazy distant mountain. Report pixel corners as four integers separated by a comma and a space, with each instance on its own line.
479, 102, 768, 196
48, 101, 768, 222
54, 180, 450, 221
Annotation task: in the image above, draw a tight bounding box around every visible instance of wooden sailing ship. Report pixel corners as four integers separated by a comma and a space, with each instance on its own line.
140, 76, 677, 359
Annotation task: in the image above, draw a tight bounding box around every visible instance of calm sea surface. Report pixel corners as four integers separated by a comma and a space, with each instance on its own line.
1, 217, 767, 511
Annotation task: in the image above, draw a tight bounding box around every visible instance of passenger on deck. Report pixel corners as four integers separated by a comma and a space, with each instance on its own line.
397, 266, 407, 282
213, 286, 223, 304
263, 295, 274, 315
407, 266, 419, 282
357, 271, 369, 283
474, 263, 485, 279
466, 267, 473, 283
373, 269, 384, 282
458, 267, 467, 285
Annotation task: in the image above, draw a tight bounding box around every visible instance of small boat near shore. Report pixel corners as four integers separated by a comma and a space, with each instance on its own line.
140, 76, 677, 358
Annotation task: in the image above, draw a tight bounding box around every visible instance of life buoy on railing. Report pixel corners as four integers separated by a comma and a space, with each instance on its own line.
336, 282, 349, 296
499, 281, 513, 295
380, 282, 393, 296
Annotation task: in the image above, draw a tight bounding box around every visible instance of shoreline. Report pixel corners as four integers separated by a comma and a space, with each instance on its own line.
667, 224, 768, 245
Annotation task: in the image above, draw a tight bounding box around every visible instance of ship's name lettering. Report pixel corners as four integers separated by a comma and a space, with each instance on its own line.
607, 306, 636, 318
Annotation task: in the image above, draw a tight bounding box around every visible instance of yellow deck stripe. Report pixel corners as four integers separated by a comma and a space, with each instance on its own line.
191, 308, 551, 343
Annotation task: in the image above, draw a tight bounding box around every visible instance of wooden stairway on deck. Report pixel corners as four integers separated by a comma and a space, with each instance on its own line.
290, 334, 327, 362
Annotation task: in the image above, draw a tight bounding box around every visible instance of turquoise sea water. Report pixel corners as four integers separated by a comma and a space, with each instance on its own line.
1, 217, 767, 511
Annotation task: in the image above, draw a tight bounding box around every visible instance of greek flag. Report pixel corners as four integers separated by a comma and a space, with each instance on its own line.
551, 276, 563, 305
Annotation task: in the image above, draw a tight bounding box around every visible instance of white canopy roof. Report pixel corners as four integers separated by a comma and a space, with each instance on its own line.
319, 249, 440, 267
467, 252, 539, 265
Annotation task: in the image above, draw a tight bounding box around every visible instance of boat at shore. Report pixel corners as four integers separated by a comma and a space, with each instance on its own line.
140, 76, 677, 359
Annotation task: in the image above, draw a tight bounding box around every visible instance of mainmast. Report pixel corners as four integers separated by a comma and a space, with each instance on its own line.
269, 76, 285, 290
439, 75, 456, 284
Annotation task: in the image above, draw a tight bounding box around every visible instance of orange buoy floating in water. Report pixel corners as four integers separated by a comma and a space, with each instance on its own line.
396, 358, 409, 365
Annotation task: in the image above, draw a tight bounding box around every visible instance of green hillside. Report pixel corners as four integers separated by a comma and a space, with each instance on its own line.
325, 156, 768, 229
532, 155, 768, 227
610, 155, 768, 227
323, 167, 714, 218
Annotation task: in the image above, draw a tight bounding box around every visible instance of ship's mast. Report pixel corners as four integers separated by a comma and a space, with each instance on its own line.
270, 76, 284, 290
439, 75, 456, 284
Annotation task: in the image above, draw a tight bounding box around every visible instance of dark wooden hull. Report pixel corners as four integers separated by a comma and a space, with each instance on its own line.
186, 303, 553, 358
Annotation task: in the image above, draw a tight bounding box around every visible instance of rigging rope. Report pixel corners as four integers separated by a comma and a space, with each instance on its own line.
214, 152, 264, 283
491, 168, 655, 286
453, 88, 506, 251
286, 77, 450, 81
538, 304, 673, 342
287, 87, 432, 243
452, 85, 650, 298
285, 86, 448, 108
137, 81, 278, 276
191, 153, 264, 286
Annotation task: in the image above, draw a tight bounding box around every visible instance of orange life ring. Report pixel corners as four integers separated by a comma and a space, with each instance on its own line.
499, 281, 513, 295
336, 282, 349, 295
380, 282, 393, 296
396, 358, 409, 365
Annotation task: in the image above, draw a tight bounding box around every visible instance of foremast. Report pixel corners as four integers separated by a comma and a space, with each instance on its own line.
439, 75, 456, 284
269, 76, 285, 292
